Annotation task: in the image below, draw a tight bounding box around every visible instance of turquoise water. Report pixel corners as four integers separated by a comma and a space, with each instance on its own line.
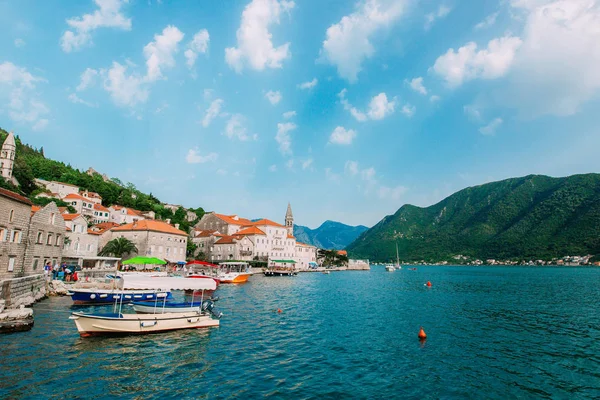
1, 266, 599, 399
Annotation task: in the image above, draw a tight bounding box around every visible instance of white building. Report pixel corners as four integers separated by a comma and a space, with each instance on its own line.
61, 214, 117, 268
109, 205, 145, 225
295, 242, 318, 270
0, 131, 16, 184
63, 193, 94, 217
81, 190, 103, 205
92, 203, 111, 224
44, 181, 80, 198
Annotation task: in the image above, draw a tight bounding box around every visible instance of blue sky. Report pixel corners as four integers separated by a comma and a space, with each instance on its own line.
1, 0, 600, 228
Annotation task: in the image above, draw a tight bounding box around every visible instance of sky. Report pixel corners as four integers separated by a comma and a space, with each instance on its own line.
1, 0, 600, 229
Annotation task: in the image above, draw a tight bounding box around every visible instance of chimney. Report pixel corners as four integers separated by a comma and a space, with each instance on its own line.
166, 218, 171, 224
175, 223, 180, 230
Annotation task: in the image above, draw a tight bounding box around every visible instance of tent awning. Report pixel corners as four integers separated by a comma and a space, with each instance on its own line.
121, 275, 217, 291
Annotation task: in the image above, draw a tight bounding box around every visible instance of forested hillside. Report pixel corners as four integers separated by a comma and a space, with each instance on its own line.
347, 174, 600, 262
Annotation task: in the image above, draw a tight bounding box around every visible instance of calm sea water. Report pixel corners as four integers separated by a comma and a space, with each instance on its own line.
1, 266, 599, 399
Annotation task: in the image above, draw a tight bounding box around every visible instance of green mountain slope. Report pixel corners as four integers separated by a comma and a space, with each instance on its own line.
346, 174, 600, 262
294, 220, 368, 250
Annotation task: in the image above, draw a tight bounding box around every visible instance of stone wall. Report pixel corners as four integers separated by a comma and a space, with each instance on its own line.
0, 274, 46, 308
24, 202, 66, 274
0, 193, 31, 280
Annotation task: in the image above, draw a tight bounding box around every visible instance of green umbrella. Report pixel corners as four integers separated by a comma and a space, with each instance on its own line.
122, 256, 167, 265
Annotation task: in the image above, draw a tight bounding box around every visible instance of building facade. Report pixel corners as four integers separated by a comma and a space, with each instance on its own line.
109, 205, 145, 225
107, 220, 187, 262
24, 202, 66, 275
0, 132, 16, 183
92, 203, 111, 224
0, 188, 32, 279
44, 181, 80, 198
295, 242, 318, 270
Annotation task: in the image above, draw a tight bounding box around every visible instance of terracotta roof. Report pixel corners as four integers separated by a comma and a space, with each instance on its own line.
92, 222, 119, 231
93, 203, 109, 212
287, 234, 295, 239
337, 250, 348, 256
66, 227, 72, 232
87, 229, 102, 235
214, 235, 240, 245
64, 193, 87, 201
112, 220, 187, 236
82, 191, 102, 198
0, 188, 32, 205
236, 226, 266, 236
31, 205, 41, 213
251, 218, 285, 227
214, 213, 254, 226
194, 229, 219, 238
58, 207, 68, 213
127, 208, 143, 216
296, 242, 315, 248
62, 213, 82, 221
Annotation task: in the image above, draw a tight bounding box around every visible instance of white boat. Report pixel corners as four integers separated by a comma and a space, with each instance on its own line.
385, 265, 395, 272
70, 311, 219, 337
216, 262, 252, 283
132, 302, 201, 314
70, 274, 220, 337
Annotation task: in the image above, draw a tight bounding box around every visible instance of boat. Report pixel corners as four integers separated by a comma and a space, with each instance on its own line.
69, 276, 220, 337
215, 261, 252, 283
185, 260, 221, 285
264, 259, 298, 276
68, 288, 173, 305
395, 241, 402, 270
132, 300, 204, 314
385, 264, 395, 272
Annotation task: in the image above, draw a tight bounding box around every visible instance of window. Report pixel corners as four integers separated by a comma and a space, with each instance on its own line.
37, 231, 43, 244
75, 243, 80, 251
87, 244, 91, 251
8, 256, 15, 272
0, 228, 6, 242
50, 213, 56, 224
150, 245, 155, 254
9, 210, 14, 222
166, 247, 171, 256
32, 258, 39, 270
11, 230, 21, 243
55, 235, 61, 247
47, 233, 53, 245
159, 246, 163, 253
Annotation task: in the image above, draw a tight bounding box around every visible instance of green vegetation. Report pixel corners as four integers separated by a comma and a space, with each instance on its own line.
99, 237, 138, 259
0, 128, 204, 233
317, 249, 349, 268
347, 174, 600, 262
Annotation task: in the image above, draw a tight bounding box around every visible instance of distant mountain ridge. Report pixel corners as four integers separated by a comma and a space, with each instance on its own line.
346, 174, 600, 262
294, 220, 368, 250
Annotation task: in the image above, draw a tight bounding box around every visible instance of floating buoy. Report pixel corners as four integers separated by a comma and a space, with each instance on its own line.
426, 281, 432, 287
277, 308, 282, 313
418, 327, 427, 340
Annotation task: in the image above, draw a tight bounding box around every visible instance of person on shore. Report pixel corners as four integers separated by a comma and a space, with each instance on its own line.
44, 262, 51, 280
52, 263, 59, 280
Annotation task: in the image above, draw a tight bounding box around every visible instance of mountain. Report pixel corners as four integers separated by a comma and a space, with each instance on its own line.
346, 174, 600, 262
294, 220, 369, 250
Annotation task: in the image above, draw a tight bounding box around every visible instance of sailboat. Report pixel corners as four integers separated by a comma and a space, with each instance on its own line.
395, 242, 402, 270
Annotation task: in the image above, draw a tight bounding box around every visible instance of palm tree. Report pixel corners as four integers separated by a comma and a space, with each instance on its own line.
99, 237, 138, 259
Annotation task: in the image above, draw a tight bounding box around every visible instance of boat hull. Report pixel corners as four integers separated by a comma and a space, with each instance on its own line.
132, 302, 202, 314
69, 289, 172, 305
218, 273, 251, 284
70, 311, 219, 337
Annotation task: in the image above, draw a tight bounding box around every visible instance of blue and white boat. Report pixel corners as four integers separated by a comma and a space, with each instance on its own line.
68, 288, 172, 305
132, 301, 204, 314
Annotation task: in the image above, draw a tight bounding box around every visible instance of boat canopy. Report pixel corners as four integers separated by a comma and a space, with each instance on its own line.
219, 261, 249, 266
187, 260, 218, 267
271, 259, 296, 264
121, 275, 217, 291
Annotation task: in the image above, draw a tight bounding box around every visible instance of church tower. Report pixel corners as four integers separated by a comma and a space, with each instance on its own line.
0, 132, 16, 182
285, 202, 294, 236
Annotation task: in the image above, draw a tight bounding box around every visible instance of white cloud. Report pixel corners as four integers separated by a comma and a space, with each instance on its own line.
502, 0, 600, 117
297, 78, 318, 90
474, 12, 499, 30
225, 0, 295, 72
320, 0, 407, 82
143, 25, 184, 81
224, 114, 251, 141
283, 110, 296, 119
68, 93, 97, 107
338, 89, 367, 121
430, 95, 441, 102
265, 90, 282, 105
60, 0, 132, 52
276, 122, 296, 154
479, 118, 502, 135
14, 38, 25, 48
345, 160, 359, 176
424, 5, 451, 30
401, 104, 415, 117
361, 166, 376, 183
185, 29, 210, 68
378, 184, 408, 200
186, 148, 219, 164
103, 62, 148, 107
0, 62, 49, 130
407, 77, 427, 95
77, 68, 99, 91
329, 126, 356, 145
325, 167, 341, 183
269, 164, 278, 172
367, 93, 396, 120
302, 158, 313, 170
202, 98, 224, 127
432, 35, 522, 87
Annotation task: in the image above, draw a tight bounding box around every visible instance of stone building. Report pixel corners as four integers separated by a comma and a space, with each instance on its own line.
0, 131, 16, 185
109, 205, 145, 225
63, 193, 95, 217
91, 203, 111, 224
190, 229, 224, 259
107, 220, 187, 262
62, 214, 118, 269
81, 190, 103, 205
194, 213, 254, 235
24, 202, 66, 274
212, 235, 255, 261
43, 181, 80, 198
0, 188, 32, 280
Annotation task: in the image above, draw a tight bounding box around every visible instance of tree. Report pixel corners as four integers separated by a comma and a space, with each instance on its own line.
99, 237, 138, 259
186, 241, 198, 259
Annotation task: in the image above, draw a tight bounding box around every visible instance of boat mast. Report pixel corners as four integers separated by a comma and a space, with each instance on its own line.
396, 241, 400, 266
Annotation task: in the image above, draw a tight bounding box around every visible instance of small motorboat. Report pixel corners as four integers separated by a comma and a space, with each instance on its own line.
385, 265, 395, 272
132, 300, 208, 314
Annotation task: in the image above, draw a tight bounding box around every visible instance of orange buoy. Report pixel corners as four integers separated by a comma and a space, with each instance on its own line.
426, 281, 432, 287
277, 308, 282, 313
418, 327, 427, 339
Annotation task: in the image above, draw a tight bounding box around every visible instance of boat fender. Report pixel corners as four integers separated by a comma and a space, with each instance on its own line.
90, 294, 96, 299
140, 321, 157, 327
188, 318, 200, 323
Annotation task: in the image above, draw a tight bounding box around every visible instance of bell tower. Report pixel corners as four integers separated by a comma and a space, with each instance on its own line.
0, 132, 16, 182
285, 202, 294, 236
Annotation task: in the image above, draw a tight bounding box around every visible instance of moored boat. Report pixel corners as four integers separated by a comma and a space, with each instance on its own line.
132, 301, 203, 314
216, 262, 252, 283
68, 288, 172, 305
264, 259, 298, 276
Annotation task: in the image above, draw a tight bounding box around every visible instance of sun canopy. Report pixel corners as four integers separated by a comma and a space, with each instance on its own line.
271, 260, 296, 264
121, 275, 217, 291
122, 256, 167, 265
187, 260, 218, 267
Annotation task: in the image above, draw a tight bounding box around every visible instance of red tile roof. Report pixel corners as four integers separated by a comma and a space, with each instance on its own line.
236, 226, 266, 236
337, 250, 348, 256
251, 218, 285, 227
87, 229, 102, 235
93, 203, 109, 212
287, 234, 295, 239
31, 205, 41, 213
64, 193, 87, 201
62, 213, 82, 221
92, 222, 119, 231
112, 220, 187, 236
0, 188, 32, 205
214, 213, 254, 226
214, 235, 241, 244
